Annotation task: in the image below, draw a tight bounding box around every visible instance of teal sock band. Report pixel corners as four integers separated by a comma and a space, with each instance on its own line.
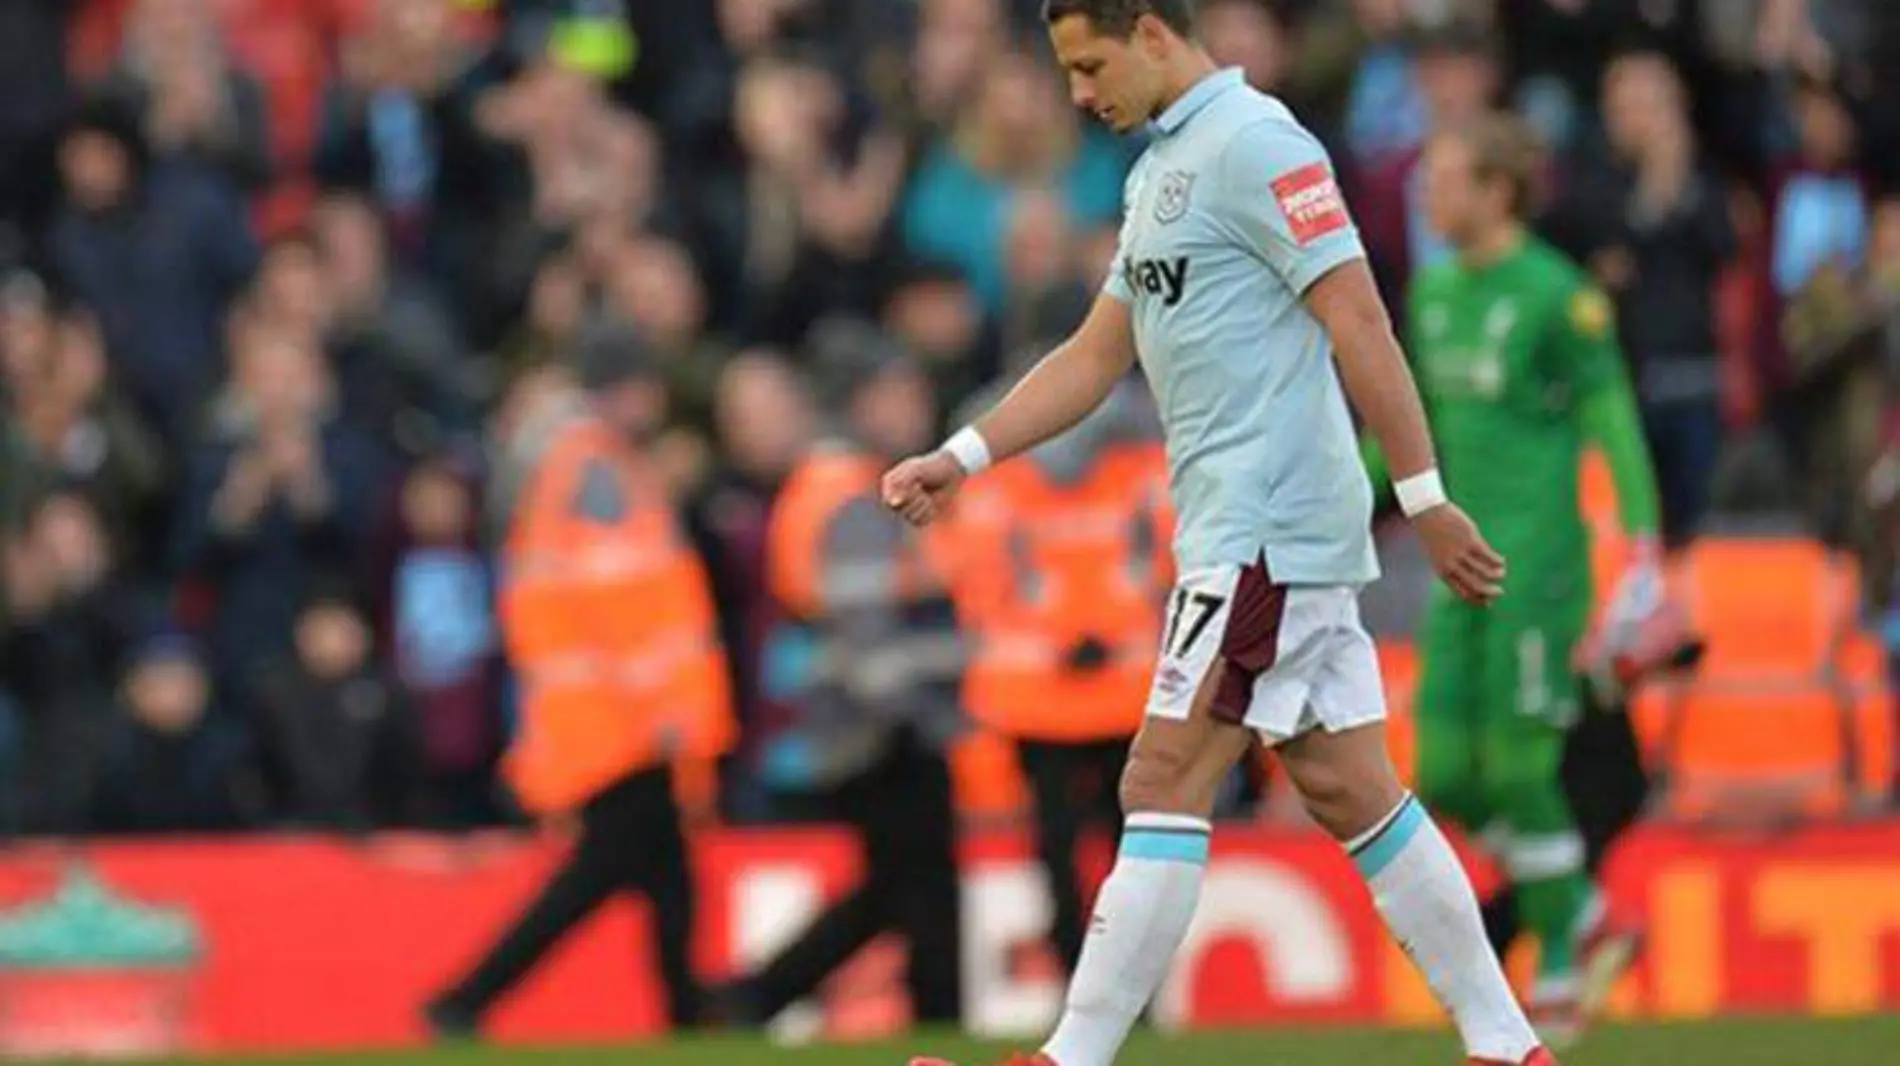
1351, 795, 1426, 879
1119, 826, 1211, 865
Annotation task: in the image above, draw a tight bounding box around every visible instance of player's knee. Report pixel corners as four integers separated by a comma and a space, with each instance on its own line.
1291, 759, 1358, 836
1294, 760, 1411, 840
1117, 741, 1200, 817
1278, 725, 1408, 839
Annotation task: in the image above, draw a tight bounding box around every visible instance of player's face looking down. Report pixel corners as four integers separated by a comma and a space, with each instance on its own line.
1421, 133, 1509, 249
1048, 14, 1174, 134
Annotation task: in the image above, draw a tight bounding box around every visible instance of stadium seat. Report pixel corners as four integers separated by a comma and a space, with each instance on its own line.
1678, 539, 1844, 683
1656, 686, 1858, 822
1642, 541, 1896, 821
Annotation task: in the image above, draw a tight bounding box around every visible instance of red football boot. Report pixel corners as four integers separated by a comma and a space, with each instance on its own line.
908, 1048, 1056, 1056
1467, 1048, 1559, 1066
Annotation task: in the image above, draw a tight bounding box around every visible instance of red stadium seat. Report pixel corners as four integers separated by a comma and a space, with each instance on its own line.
1658, 686, 1855, 822
1677, 539, 1844, 683
1643, 539, 1893, 821
1635, 538, 1897, 822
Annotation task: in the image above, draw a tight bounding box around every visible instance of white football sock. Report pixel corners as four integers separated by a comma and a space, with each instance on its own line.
1040, 811, 1210, 1066
1350, 794, 1540, 1063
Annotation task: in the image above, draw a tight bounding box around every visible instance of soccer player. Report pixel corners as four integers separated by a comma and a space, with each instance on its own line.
882, 4, 1554, 1065
1392, 113, 1666, 1042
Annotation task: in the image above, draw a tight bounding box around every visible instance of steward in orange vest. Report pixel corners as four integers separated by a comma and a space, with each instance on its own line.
946, 377, 1172, 970
429, 325, 731, 1037
712, 318, 966, 1027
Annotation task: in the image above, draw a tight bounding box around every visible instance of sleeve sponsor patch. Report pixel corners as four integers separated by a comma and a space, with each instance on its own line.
1569, 288, 1614, 339
1270, 163, 1350, 246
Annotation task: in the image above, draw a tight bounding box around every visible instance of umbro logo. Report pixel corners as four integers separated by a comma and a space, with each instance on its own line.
1156, 663, 1191, 698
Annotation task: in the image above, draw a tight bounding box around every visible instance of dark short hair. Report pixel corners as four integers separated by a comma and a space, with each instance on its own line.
1042, 0, 1196, 38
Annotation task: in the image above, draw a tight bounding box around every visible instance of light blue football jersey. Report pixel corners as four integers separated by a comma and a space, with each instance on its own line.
1105, 68, 1379, 585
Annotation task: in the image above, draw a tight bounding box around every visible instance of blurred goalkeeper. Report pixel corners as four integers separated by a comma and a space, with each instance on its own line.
1373, 113, 1687, 1045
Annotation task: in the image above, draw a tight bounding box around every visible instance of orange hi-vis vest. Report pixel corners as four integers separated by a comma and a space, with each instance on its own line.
948, 442, 1174, 741
500, 414, 734, 815
767, 445, 954, 622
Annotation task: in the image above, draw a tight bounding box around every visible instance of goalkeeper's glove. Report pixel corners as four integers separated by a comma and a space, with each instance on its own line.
1604, 537, 1667, 634
1577, 537, 1702, 703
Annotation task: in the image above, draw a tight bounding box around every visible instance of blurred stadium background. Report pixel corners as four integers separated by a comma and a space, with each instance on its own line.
0, 0, 1896, 1061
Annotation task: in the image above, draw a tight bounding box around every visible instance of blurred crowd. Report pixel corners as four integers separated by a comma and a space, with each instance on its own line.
0, 0, 1896, 838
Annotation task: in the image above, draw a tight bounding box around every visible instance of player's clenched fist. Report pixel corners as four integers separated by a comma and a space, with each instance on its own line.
1414, 503, 1507, 606
881, 451, 966, 527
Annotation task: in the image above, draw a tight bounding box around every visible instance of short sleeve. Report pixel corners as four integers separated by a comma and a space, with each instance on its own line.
1102, 243, 1134, 303
1218, 120, 1366, 295
1549, 282, 1625, 395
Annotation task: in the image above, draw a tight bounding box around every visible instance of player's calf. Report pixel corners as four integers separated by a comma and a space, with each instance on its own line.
1276, 720, 1409, 840
1279, 723, 1544, 1065
1033, 678, 1251, 1066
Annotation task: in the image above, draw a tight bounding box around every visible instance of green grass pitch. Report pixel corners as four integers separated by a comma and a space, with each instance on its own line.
106, 1015, 1900, 1066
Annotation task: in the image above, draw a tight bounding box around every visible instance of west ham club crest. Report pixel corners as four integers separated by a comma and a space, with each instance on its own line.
1154, 170, 1195, 225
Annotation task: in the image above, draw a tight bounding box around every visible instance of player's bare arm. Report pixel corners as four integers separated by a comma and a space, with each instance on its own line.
1305, 259, 1506, 606
882, 294, 1136, 526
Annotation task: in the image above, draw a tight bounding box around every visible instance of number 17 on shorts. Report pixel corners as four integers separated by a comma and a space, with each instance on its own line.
1142, 559, 1386, 739
1146, 565, 1240, 720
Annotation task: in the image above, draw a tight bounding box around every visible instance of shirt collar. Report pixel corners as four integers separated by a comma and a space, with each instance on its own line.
1151, 68, 1246, 137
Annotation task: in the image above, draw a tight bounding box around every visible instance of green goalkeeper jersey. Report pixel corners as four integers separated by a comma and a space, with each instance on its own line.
1404, 235, 1658, 574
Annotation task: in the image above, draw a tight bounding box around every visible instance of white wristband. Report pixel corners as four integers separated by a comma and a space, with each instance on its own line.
942, 426, 992, 475
1394, 469, 1448, 517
